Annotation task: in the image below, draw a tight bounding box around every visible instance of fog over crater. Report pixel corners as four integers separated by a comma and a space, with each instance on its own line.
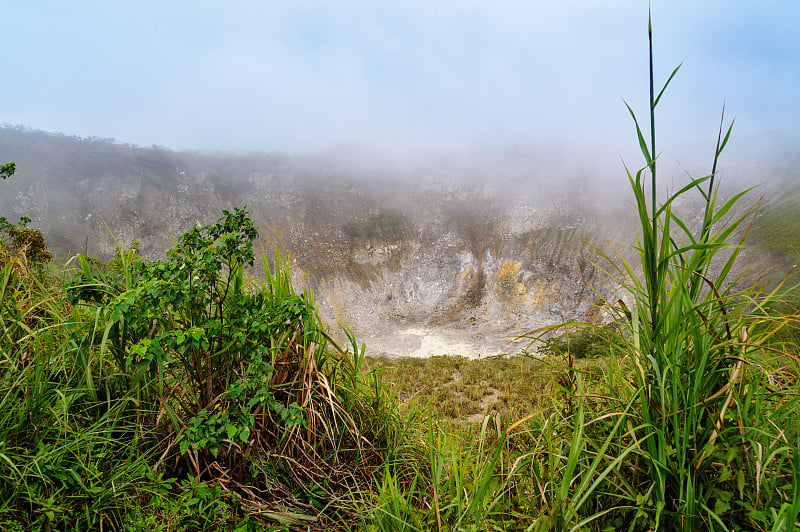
0, 128, 791, 357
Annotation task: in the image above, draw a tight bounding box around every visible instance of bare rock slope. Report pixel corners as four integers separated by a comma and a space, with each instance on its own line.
4, 129, 741, 357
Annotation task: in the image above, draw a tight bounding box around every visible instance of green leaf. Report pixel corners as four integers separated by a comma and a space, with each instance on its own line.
227, 424, 237, 440
239, 426, 250, 444
737, 470, 745, 499
718, 118, 734, 155
78, 254, 96, 282
624, 100, 653, 165
653, 63, 682, 108
714, 497, 731, 516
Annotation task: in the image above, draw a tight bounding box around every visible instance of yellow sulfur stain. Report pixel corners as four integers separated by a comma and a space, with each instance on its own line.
531, 278, 559, 306
496, 260, 526, 299
457, 262, 477, 281
497, 260, 521, 283
495, 260, 561, 307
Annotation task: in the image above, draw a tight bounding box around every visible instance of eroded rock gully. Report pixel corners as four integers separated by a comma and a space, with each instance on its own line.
278, 180, 631, 358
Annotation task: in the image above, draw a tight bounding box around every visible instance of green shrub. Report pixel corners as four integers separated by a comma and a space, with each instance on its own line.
0, 162, 53, 269
61, 207, 412, 528
342, 209, 406, 240
540, 326, 619, 360
0, 216, 53, 267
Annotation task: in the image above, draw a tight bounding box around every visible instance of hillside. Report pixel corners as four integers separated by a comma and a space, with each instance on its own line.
1, 126, 795, 357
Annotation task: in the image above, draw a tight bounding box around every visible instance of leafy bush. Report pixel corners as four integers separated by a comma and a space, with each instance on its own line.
342, 209, 406, 240
0, 162, 53, 269
60, 206, 410, 528
0, 216, 53, 267
540, 325, 618, 360
0, 161, 14, 180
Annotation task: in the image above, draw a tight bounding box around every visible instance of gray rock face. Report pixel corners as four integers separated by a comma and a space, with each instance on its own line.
301, 208, 626, 358
31, 177, 631, 357
11, 130, 747, 358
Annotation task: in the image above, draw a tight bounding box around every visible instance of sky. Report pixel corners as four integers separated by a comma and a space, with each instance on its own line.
2, 1, 799, 173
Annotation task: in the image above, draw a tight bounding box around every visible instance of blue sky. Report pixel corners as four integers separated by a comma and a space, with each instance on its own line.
2, 1, 798, 170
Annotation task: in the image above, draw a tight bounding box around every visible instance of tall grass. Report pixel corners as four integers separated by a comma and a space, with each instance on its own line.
0, 253, 157, 529
2, 14, 799, 531
551, 14, 800, 530
451, 13, 800, 531
0, 209, 431, 530
336, 14, 800, 532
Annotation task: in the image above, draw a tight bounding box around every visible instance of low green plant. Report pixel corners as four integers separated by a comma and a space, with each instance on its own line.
0, 162, 53, 269
123, 475, 247, 532
0, 253, 156, 529
539, 325, 619, 360
61, 207, 420, 528
0, 161, 14, 181
0, 216, 53, 268
366, 412, 522, 532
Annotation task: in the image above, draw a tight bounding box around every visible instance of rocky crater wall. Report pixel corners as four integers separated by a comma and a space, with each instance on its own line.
1, 129, 706, 357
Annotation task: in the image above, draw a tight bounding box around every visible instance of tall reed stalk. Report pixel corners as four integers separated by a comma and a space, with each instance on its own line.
606, 13, 798, 530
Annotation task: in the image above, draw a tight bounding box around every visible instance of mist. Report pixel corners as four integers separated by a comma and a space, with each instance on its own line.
1, 1, 798, 180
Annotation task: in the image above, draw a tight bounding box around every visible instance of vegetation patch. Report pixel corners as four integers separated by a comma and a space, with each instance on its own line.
363, 353, 607, 425
0, 206, 423, 530
752, 199, 800, 263
341, 209, 406, 241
